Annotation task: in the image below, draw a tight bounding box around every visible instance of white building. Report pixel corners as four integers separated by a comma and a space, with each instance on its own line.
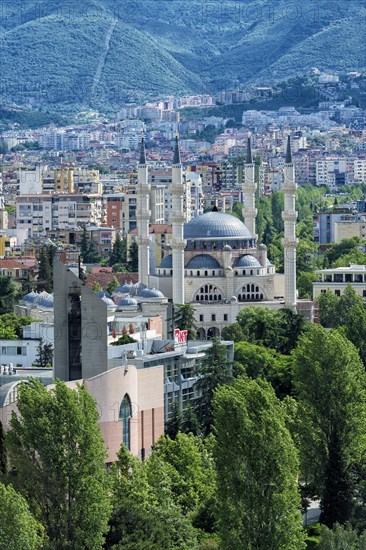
313, 265, 366, 301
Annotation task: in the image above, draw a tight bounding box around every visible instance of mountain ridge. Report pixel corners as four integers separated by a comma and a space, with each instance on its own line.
0, 0, 365, 111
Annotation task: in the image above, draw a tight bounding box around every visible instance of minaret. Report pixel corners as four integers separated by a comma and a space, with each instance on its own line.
243, 135, 257, 238
282, 135, 298, 310
170, 136, 185, 304
136, 136, 151, 286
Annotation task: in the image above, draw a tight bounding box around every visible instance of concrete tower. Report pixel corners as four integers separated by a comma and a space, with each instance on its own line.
282, 135, 298, 310
170, 136, 185, 304
243, 135, 257, 238
136, 137, 151, 286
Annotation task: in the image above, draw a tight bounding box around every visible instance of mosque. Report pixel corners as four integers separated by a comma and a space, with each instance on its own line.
133, 134, 300, 339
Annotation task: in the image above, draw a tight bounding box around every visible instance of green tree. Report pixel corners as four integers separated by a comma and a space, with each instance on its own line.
234, 340, 294, 398
165, 401, 182, 439
33, 338, 53, 368
0, 420, 6, 475
294, 326, 366, 527
151, 433, 216, 520
237, 306, 307, 354
37, 246, 51, 292
194, 338, 232, 435
316, 290, 339, 328
318, 523, 366, 549
181, 403, 200, 436
80, 226, 90, 260
106, 444, 199, 549
109, 233, 127, 268
128, 239, 139, 272
92, 281, 102, 291
106, 276, 119, 295
221, 322, 244, 342
213, 378, 305, 549
173, 303, 198, 340
298, 271, 317, 299
7, 379, 111, 549
0, 313, 34, 338
0, 482, 44, 549
0, 275, 18, 314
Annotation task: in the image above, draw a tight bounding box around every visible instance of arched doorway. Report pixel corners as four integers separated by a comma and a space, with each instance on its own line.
197, 327, 206, 340
207, 327, 220, 339
120, 394, 132, 450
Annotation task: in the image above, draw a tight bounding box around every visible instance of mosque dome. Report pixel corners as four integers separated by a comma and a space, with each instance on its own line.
37, 291, 54, 308
159, 255, 173, 268
234, 255, 261, 268
117, 296, 138, 308
138, 288, 165, 299
100, 295, 116, 307
115, 282, 134, 294
96, 290, 111, 298
23, 291, 38, 303
184, 212, 252, 240
186, 255, 221, 269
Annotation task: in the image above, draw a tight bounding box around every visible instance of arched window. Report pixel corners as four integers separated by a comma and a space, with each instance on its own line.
120, 394, 132, 450
194, 285, 223, 302
238, 286, 265, 302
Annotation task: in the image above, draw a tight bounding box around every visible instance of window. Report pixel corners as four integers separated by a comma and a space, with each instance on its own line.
119, 394, 132, 450
335, 290, 341, 296
363, 290, 366, 298
224, 314, 228, 321
199, 315, 204, 322
212, 314, 216, 322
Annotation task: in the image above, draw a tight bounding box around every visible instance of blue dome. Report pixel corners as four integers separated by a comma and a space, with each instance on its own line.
96, 290, 111, 298
184, 212, 252, 240
138, 288, 165, 299
115, 283, 134, 294
159, 255, 173, 268
36, 291, 54, 308
186, 254, 221, 269
23, 291, 38, 303
235, 255, 261, 268
100, 295, 116, 307
118, 296, 138, 307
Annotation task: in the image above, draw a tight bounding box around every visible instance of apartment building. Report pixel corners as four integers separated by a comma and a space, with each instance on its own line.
16, 194, 105, 237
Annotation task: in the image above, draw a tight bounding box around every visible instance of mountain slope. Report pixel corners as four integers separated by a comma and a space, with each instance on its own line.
0, 0, 364, 110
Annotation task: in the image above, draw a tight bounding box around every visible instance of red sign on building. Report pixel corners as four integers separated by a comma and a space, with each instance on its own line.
174, 328, 188, 346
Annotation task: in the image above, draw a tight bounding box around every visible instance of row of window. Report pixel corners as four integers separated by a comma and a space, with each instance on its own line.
199, 313, 228, 322
1, 346, 27, 356
321, 289, 366, 297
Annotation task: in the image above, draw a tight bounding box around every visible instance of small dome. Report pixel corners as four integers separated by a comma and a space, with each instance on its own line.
118, 296, 138, 308
230, 296, 238, 302
235, 255, 261, 268
223, 244, 232, 251
186, 254, 221, 269
258, 244, 267, 250
115, 283, 134, 294
96, 290, 111, 298
23, 291, 38, 303
36, 291, 54, 308
159, 255, 173, 268
100, 295, 116, 307
184, 212, 253, 240
138, 287, 165, 299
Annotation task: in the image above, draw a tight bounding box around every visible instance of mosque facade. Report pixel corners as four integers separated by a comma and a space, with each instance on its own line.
136, 135, 299, 338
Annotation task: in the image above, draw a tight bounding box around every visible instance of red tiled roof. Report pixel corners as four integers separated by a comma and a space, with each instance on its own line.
129, 224, 172, 235
0, 259, 37, 269
86, 271, 138, 289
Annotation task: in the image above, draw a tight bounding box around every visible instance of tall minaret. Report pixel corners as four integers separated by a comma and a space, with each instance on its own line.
243, 135, 257, 238
282, 135, 298, 310
170, 136, 185, 304
136, 136, 151, 286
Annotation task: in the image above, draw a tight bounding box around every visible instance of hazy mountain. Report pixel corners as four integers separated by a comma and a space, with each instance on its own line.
0, 0, 365, 110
